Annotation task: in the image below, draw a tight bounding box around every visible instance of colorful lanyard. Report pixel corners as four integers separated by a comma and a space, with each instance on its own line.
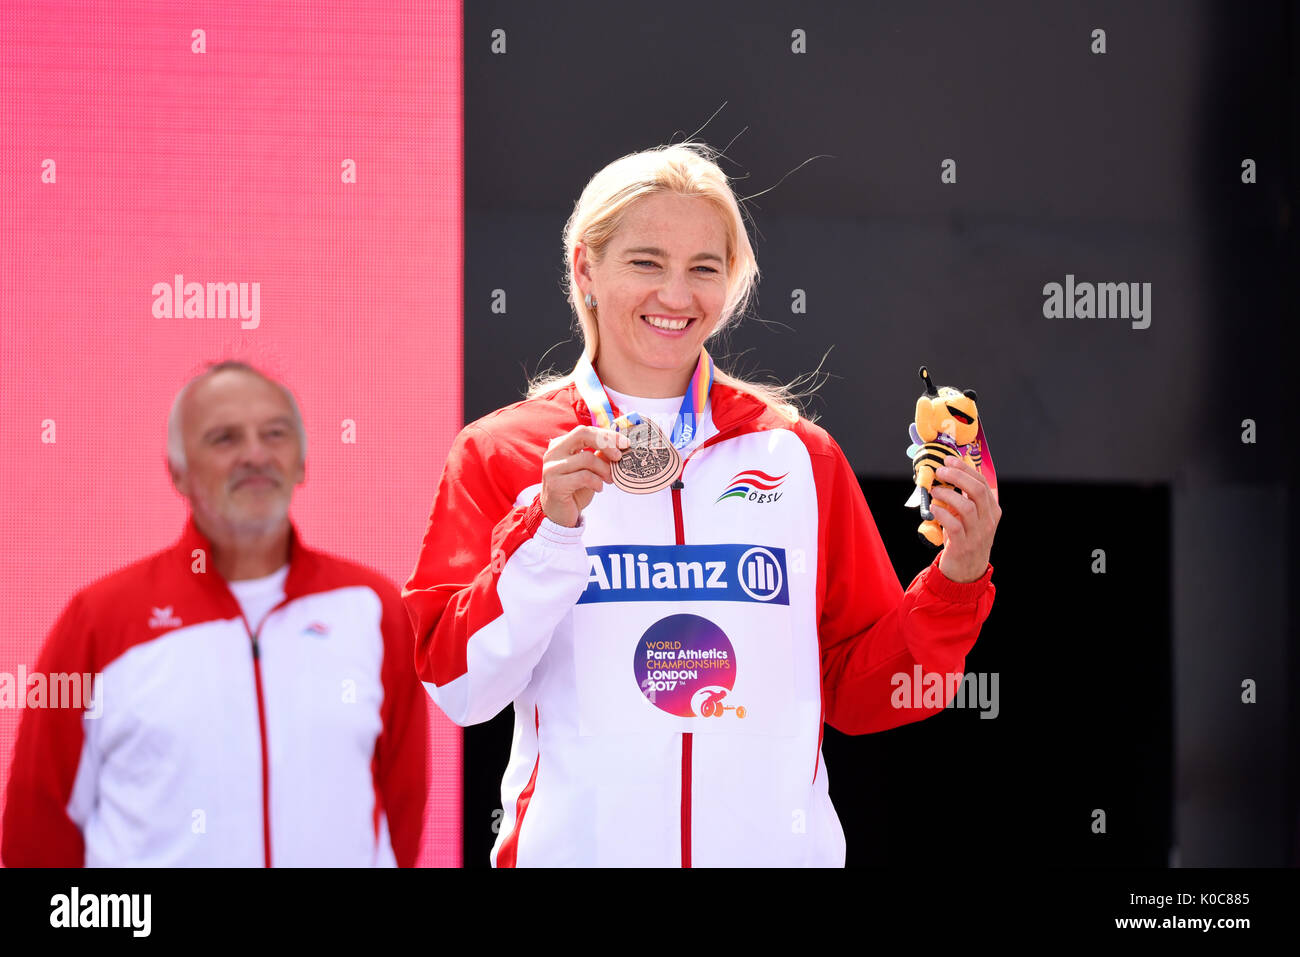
574, 348, 714, 449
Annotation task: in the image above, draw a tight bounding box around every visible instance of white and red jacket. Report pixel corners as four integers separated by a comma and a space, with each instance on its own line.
404, 381, 996, 867
2, 517, 428, 867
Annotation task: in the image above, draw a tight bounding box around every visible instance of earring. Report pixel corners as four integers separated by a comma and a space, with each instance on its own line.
584, 292, 598, 309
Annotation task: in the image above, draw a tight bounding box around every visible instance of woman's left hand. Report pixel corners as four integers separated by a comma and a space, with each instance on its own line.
929, 455, 1001, 583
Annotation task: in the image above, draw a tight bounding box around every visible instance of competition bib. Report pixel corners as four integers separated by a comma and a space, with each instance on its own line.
571, 542, 801, 737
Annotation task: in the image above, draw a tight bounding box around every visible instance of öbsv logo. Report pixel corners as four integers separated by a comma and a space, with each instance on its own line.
715, 469, 787, 505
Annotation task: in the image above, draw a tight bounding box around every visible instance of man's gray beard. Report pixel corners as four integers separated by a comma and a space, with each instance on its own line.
214, 490, 292, 540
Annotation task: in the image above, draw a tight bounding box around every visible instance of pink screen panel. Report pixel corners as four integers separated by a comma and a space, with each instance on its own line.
0, 0, 464, 866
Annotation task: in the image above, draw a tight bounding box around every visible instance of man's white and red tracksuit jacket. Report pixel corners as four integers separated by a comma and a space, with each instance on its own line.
1, 518, 428, 867
404, 380, 997, 867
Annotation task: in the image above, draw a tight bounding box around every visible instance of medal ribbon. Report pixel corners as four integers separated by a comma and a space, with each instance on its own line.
574, 348, 714, 449
971, 421, 999, 505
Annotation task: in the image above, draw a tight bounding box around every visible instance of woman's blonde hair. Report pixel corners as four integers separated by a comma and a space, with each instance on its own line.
527, 141, 813, 423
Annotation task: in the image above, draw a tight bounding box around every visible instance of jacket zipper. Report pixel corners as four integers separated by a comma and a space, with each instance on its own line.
237, 597, 291, 869
671, 476, 690, 868
249, 632, 272, 867
669, 425, 759, 869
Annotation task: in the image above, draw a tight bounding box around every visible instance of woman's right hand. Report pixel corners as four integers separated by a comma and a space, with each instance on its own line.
540, 425, 629, 528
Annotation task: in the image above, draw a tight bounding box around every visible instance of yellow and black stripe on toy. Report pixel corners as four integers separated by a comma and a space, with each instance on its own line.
906, 365, 981, 547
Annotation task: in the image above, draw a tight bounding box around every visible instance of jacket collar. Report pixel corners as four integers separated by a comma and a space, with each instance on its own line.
567, 378, 767, 435
175, 512, 317, 601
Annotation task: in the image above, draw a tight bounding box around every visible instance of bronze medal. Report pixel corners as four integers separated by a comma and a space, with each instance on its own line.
612, 418, 682, 495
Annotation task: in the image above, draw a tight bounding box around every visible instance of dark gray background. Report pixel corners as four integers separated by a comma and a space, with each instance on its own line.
463, 1, 1297, 867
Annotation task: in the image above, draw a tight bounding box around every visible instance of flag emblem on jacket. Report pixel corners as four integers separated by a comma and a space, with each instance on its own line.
715, 469, 787, 504
304, 621, 330, 637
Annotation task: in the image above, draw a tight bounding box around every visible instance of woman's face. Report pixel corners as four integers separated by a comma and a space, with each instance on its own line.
576, 192, 730, 397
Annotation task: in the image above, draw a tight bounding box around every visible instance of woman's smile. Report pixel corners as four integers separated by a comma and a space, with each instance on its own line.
640, 313, 696, 336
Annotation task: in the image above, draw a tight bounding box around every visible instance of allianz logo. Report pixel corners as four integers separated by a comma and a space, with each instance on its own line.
579, 543, 789, 605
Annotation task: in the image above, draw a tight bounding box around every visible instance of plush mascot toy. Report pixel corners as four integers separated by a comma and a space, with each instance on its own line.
905, 365, 999, 547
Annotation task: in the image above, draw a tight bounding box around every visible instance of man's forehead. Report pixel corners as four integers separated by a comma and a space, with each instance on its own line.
184, 370, 293, 427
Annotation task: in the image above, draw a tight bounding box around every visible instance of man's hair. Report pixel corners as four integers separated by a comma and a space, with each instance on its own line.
167, 361, 308, 473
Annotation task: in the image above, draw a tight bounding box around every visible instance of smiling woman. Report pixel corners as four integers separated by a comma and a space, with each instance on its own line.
528, 142, 802, 415
403, 140, 1000, 868
571, 194, 729, 398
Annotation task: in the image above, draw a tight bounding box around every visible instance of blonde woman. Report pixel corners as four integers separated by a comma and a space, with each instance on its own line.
404, 142, 1000, 866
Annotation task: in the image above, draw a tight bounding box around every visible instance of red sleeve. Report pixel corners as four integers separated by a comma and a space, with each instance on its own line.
372, 585, 430, 867
812, 435, 996, 735
2, 593, 93, 867
402, 423, 590, 727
